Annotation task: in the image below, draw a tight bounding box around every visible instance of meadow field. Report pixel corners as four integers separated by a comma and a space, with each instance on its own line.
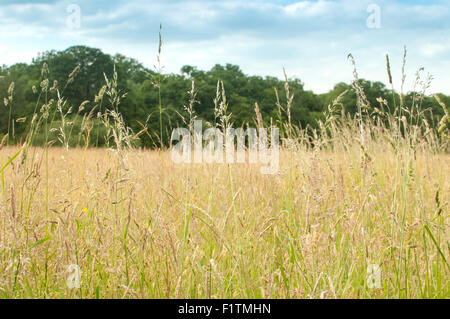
0, 124, 448, 298
0, 48, 449, 299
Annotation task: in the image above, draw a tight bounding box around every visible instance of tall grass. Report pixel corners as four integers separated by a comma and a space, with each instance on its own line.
0, 48, 448, 299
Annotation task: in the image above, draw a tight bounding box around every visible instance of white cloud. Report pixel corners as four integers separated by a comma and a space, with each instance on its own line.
284, 0, 337, 17
421, 43, 449, 57
0, 0, 449, 94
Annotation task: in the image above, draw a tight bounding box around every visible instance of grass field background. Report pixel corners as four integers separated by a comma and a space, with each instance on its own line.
0, 139, 448, 298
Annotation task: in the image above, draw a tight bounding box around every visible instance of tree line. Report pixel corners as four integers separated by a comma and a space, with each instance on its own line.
0, 45, 448, 148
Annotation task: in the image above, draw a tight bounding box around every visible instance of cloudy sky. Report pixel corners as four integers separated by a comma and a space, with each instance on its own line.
0, 0, 448, 94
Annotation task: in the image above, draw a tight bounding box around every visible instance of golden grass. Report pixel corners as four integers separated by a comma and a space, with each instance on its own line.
0, 141, 448, 299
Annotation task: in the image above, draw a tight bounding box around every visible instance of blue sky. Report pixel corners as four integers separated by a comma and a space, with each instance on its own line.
0, 0, 449, 93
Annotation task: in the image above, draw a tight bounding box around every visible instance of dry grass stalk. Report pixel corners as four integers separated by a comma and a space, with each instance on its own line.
10, 185, 16, 219
255, 102, 264, 130
0, 134, 8, 150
